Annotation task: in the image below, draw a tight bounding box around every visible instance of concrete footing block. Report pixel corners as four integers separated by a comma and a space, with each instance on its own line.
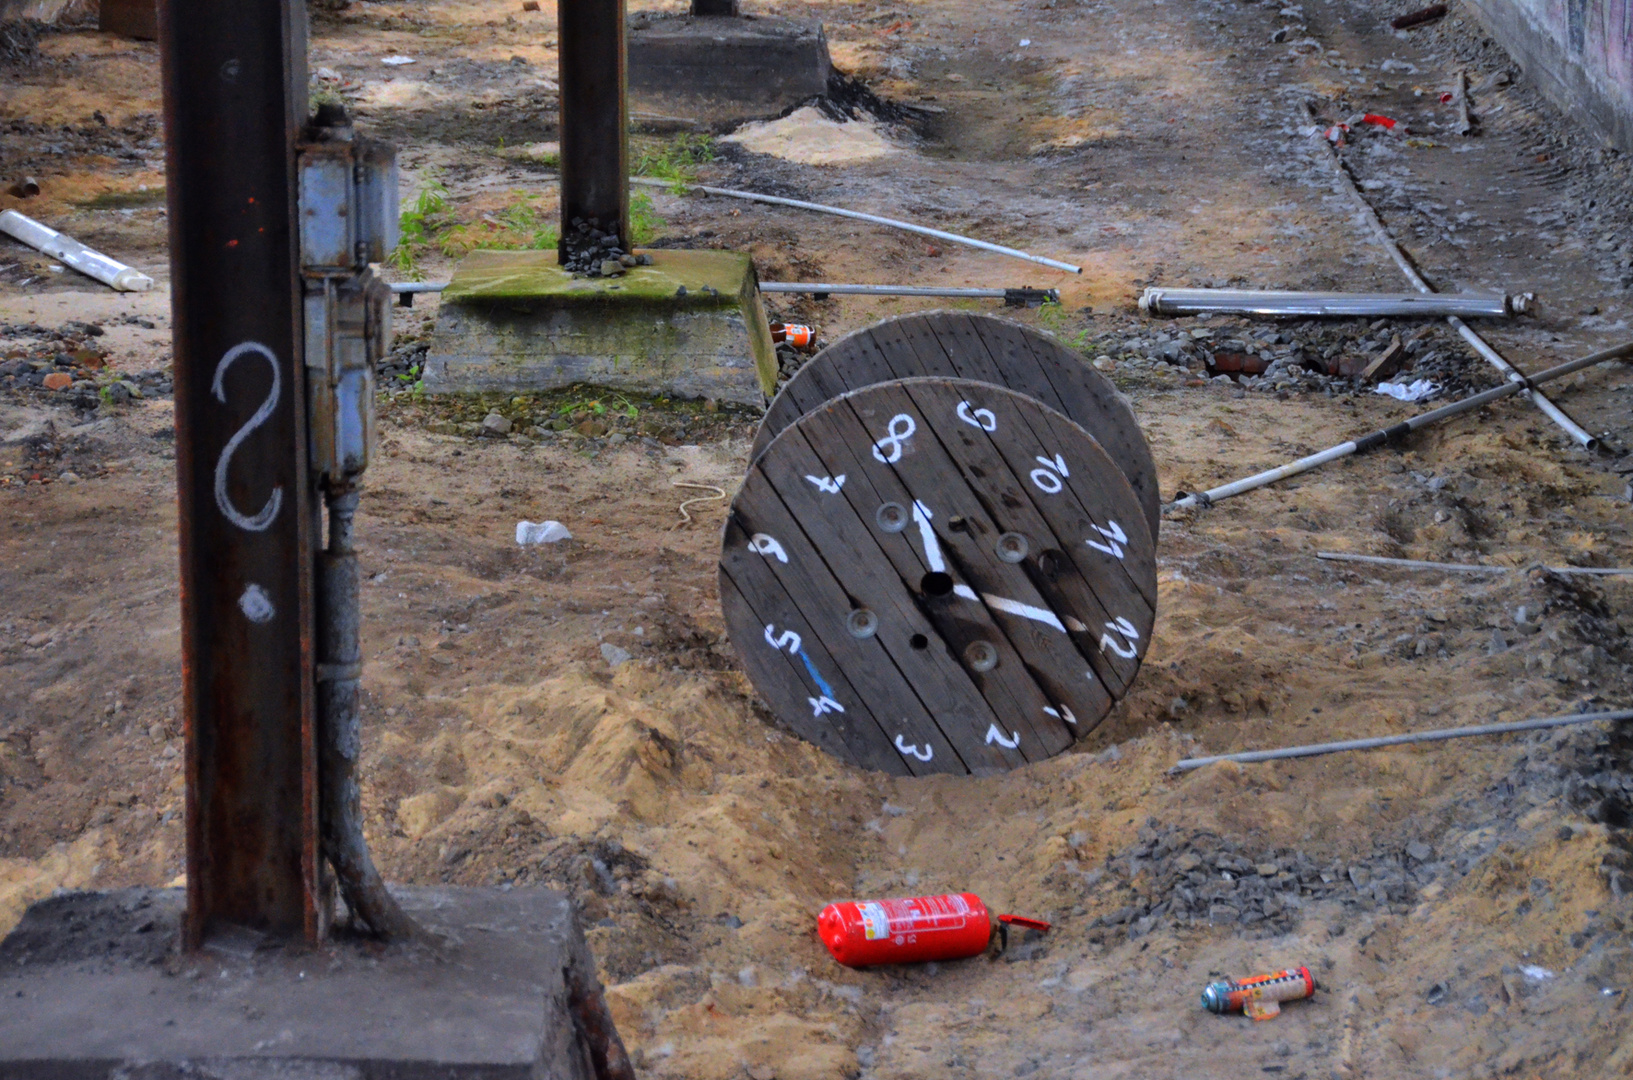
423, 248, 777, 406
629, 13, 831, 123
0, 886, 630, 1079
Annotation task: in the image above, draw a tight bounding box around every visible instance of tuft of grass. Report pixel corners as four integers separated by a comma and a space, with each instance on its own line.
1035, 299, 1069, 330
388, 179, 454, 280
632, 133, 716, 191
629, 191, 665, 246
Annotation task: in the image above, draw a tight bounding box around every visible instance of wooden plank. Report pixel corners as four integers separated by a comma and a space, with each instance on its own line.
799, 400, 1110, 749
913, 377, 1156, 613
724, 474, 991, 773
736, 441, 1026, 773
964, 314, 1163, 543
716, 567, 909, 776
762, 414, 1083, 757
897, 380, 1155, 695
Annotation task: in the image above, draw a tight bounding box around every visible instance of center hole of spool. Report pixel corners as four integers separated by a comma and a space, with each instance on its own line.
920, 571, 954, 597
909, 633, 929, 650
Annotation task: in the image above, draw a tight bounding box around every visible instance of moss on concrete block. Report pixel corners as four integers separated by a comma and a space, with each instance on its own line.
425, 248, 778, 406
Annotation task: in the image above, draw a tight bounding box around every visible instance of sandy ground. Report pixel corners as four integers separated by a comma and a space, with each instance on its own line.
4, 0, 1633, 1077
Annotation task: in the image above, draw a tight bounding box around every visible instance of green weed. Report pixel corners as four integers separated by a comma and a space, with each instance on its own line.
1036, 299, 1069, 329
629, 191, 665, 245
388, 179, 453, 279
633, 133, 716, 190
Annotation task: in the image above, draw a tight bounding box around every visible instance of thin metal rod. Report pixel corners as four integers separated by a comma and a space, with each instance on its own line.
632, 176, 1082, 274
1139, 286, 1521, 319
1316, 552, 1633, 576
1315, 551, 1504, 573
390, 279, 1061, 304
763, 282, 1005, 297
1168, 338, 1633, 510
1171, 708, 1633, 772
1313, 125, 1596, 448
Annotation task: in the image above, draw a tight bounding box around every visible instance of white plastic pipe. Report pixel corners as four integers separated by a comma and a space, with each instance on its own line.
631, 176, 1082, 274
0, 209, 154, 292
1140, 287, 1524, 318
1171, 708, 1633, 772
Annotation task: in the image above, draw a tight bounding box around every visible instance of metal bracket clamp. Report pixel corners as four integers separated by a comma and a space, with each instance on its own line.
303, 272, 389, 484
297, 105, 398, 487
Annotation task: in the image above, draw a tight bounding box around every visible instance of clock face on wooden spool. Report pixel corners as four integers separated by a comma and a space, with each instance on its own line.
753, 310, 1161, 546
719, 377, 1157, 776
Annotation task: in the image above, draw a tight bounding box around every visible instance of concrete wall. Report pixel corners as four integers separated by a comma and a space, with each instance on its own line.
1467, 0, 1633, 151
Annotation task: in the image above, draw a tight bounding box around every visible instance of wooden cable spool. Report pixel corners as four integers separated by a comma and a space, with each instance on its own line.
752, 310, 1161, 544
720, 375, 1157, 775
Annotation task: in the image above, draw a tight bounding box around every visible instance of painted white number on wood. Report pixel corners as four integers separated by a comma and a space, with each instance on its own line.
1044, 704, 1078, 726
749, 533, 789, 563
956, 400, 997, 431
1099, 616, 1140, 659
1030, 453, 1069, 495
805, 474, 846, 494
1086, 520, 1127, 559
810, 695, 844, 717
985, 724, 1021, 749
764, 624, 802, 654
872, 413, 917, 463
894, 735, 933, 762
212, 341, 284, 533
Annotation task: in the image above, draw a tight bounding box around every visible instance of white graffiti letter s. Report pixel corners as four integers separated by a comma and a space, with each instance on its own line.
212, 342, 284, 533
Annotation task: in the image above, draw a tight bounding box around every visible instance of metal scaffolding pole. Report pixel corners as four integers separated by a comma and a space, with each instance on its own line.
159, 0, 322, 945
558, 0, 629, 252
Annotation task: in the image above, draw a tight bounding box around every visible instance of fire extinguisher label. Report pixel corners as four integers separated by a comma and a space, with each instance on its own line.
859, 902, 890, 941
874, 893, 972, 937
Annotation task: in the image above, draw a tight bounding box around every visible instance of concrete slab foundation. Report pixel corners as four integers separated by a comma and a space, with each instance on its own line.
628, 14, 831, 124
423, 248, 777, 406
0, 886, 629, 1080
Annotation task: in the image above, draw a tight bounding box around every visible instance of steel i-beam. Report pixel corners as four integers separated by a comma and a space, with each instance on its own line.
558, 0, 630, 249
158, 0, 322, 946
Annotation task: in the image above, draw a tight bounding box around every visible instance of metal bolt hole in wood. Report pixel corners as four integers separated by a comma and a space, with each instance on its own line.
721, 312, 1161, 774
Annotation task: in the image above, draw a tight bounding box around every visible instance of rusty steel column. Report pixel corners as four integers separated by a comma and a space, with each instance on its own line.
557, 0, 629, 251
158, 0, 322, 946
691, 0, 741, 14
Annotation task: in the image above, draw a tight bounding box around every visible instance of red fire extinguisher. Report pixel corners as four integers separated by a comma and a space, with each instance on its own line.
818, 893, 1050, 968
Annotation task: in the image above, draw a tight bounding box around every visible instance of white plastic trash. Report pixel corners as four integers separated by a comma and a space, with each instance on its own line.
1374, 379, 1442, 403
516, 520, 572, 545
381, 55, 416, 65
0, 210, 153, 292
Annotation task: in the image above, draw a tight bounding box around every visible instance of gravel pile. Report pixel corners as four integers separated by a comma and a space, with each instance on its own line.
1091, 316, 1499, 399
560, 216, 653, 278
1084, 820, 1440, 940
0, 320, 171, 408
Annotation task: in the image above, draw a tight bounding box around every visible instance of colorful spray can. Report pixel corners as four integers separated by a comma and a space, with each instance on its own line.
1201, 967, 1316, 1021
818, 893, 1050, 968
